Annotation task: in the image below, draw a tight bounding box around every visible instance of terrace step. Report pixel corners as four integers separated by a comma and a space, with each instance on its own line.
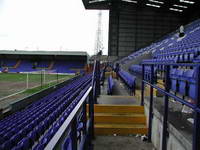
94, 113, 146, 124
14, 60, 21, 69
95, 123, 148, 135
88, 104, 147, 135
48, 61, 54, 70
88, 104, 144, 114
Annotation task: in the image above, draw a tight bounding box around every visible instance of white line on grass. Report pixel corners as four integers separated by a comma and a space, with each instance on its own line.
0, 76, 69, 102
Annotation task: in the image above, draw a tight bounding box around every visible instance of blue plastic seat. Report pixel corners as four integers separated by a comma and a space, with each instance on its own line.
179, 54, 184, 62
38, 122, 46, 134
3, 131, 13, 140
178, 69, 186, 96
34, 126, 42, 138
184, 69, 197, 100
19, 137, 30, 150
10, 126, 19, 135
28, 130, 37, 145
48, 128, 56, 138
0, 136, 5, 145
10, 134, 22, 145
19, 129, 27, 137
24, 124, 33, 133
40, 137, 49, 148
11, 145, 23, 150
179, 80, 186, 96
33, 143, 45, 150
184, 53, 189, 62
189, 53, 194, 61
1, 140, 12, 150
118, 70, 136, 94
59, 117, 65, 125
0, 74, 93, 150
62, 137, 72, 150
170, 69, 178, 92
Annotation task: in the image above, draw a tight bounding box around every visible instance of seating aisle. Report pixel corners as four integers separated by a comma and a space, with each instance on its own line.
93, 74, 154, 150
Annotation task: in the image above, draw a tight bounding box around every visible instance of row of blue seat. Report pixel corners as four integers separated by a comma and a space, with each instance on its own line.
153, 48, 199, 63
129, 65, 197, 100
151, 22, 200, 63
107, 75, 114, 95
62, 137, 72, 150
145, 52, 195, 63
0, 74, 92, 150
118, 19, 200, 66
34, 84, 90, 150
118, 70, 136, 95
154, 42, 200, 56
170, 68, 196, 100
129, 65, 156, 81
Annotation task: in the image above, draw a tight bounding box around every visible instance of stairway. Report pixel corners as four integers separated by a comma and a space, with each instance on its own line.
13, 60, 21, 69
92, 104, 148, 135
48, 61, 54, 70
3, 60, 21, 69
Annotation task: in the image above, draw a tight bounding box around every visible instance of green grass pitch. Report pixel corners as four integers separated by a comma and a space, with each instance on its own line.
0, 73, 74, 98
0, 73, 72, 83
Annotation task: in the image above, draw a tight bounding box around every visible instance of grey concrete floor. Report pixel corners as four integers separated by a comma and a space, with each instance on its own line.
99, 77, 140, 105
97, 95, 140, 105
101, 78, 130, 96
93, 136, 154, 150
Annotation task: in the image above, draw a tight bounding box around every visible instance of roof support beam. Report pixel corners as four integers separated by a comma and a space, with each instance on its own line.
137, 0, 148, 8
181, 0, 200, 23
82, 0, 109, 9
82, 0, 90, 8
160, 0, 172, 10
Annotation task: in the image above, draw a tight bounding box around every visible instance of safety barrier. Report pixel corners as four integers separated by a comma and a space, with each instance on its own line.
141, 62, 200, 150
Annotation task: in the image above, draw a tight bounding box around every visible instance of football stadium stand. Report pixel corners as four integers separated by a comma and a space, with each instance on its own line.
1, 1, 200, 150
1, 19, 200, 149
0, 51, 88, 74
115, 18, 200, 150
118, 69, 136, 95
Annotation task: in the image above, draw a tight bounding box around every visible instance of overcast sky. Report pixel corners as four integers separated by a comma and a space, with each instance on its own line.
0, 0, 109, 55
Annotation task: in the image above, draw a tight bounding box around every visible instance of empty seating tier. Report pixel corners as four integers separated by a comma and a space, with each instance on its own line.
0, 74, 92, 150
118, 70, 136, 95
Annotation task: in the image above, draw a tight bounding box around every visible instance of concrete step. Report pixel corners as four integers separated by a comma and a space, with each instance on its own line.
134, 90, 141, 101
88, 104, 144, 114
88, 104, 147, 135
105, 71, 116, 78
94, 113, 146, 124
95, 123, 148, 135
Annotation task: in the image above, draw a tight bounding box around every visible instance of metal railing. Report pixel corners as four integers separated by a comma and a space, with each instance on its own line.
141, 62, 200, 150
44, 86, 94, 150
44, 60, 101, 150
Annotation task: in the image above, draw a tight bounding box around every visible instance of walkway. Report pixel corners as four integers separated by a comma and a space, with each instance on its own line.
94, 76, 154, 150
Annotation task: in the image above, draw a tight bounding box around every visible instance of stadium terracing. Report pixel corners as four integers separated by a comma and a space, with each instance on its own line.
1, 0, 200, 150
